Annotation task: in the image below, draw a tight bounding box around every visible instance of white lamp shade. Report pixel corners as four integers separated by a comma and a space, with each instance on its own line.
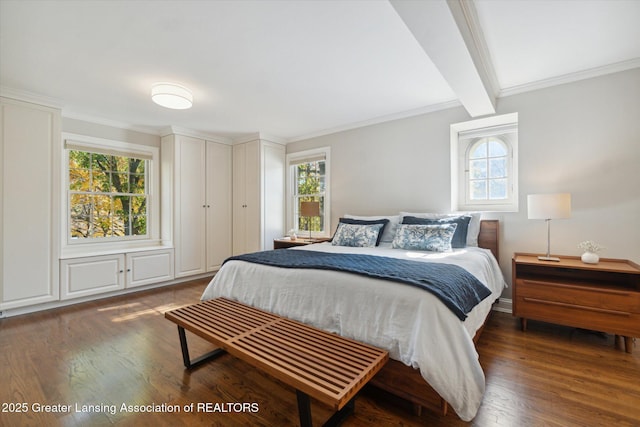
151, 83, 193, 109
527, 193, 571, 220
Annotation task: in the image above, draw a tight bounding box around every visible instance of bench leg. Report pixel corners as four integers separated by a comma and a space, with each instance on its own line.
296, 390, 355, 427
296, 390, 313, 427
177, 326, 226, 369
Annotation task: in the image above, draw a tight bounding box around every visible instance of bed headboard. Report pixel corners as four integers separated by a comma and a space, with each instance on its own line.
478, 220, 499, 260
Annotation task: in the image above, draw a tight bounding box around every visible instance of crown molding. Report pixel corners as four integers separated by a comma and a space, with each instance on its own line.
0, 86, 63, 109
499, 58, 640, 98
232, 132, 288, 145
64, 111, 162, 136
287, 100, 461, 143
160, 126, 233, 144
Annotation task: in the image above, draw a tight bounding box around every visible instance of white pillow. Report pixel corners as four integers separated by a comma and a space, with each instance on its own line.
343, 214, 400, 243
399, 212, 481, 246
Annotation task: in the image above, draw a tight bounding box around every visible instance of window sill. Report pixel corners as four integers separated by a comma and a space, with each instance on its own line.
61, 240, 172, 260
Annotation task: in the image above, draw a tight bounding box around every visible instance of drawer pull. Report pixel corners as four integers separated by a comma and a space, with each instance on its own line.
522, 297, 631, 316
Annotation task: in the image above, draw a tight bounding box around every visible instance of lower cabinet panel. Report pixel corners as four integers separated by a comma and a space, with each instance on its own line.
60, 249, 175, 300
61, 254, 125, 300
127, 249, 175, 288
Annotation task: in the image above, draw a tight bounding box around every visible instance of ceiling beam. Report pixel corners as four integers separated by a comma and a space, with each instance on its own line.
390, 0, 497, 117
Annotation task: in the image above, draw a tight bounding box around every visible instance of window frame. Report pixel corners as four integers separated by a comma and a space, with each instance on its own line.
62, 133, 160, 251
286, 147, 331, 238
450, 113, 519, 212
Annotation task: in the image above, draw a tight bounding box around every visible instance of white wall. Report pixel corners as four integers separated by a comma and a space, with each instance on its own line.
62, 117, 160, 148
287, 68, 640, 298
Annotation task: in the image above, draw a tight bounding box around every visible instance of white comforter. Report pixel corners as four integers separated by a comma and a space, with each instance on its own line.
201, 243, 505, 421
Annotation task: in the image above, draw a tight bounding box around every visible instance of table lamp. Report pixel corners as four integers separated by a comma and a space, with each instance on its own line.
527, 193, 571, 261
300, 201, 320, 240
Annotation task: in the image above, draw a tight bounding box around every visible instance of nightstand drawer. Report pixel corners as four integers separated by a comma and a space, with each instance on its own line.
516, 279, 640, 312
515, 295, 640, 337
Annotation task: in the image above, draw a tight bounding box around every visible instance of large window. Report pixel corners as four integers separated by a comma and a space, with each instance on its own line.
451, 113, 518, 212
68, 150, 147, 239
63, 134, 159, 245
287, 147, 330, 237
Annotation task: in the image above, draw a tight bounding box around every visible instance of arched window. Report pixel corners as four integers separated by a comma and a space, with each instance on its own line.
467, 137, 509, 201
450, 113, 518, 212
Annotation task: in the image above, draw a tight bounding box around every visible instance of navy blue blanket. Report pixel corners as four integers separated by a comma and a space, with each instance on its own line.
224, 249, 492, 320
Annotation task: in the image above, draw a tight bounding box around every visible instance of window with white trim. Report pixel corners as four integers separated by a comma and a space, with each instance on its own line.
63, 134, 159, 245
450, 113, 518, 212
286, 147, 330, 237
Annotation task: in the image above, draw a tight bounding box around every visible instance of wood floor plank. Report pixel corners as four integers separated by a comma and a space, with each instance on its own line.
1, 278, 639, 426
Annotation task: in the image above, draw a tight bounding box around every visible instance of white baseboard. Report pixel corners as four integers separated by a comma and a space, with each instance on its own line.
0, 273, 214, 319
493, 298, 513, 314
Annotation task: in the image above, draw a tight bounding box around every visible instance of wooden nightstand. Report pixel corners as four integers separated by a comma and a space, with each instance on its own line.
512, 253, 640, 353
273, 237, 331, 250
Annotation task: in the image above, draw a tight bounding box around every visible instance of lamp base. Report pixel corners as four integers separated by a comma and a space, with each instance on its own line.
537, 256, 561, 262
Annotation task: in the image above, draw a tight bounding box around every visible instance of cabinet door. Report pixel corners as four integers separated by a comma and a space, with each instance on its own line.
232, 143, 247, 255
60, 255, 125, 300
127, 249, 174, 288
244, 141, 261, 253
233, 141, 261, 255
206, 142, 232, 270
1, 99, 60, 310
262, 143, 285, 248
175, 136, 206, 277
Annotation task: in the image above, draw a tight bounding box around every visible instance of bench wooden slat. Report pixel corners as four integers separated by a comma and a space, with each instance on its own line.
239, 331, 355, 388
268, 321, 382, 369
255, 328, 363, 380
232, 336, 346, 397
273, 318, 383, 359
247, 334, 353, 385
165, 297, 388, 411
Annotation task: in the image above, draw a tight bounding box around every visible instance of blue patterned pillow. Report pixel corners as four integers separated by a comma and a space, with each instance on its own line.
402, 215, 471, 248
332, 223, 386, 247
391, 223, 458, 252
335, 217, 389, 246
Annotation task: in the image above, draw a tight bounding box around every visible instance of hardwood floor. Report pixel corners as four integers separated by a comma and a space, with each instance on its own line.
1, 279, 639, 426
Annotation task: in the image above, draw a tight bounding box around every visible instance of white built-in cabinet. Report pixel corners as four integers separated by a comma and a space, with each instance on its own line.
232, 138, 285, 255
0, 97, 61, 311
0, 95, 284, 315
60, 249, 174, 300
161, 133, 232, 278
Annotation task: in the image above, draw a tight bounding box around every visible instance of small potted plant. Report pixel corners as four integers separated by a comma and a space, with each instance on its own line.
578, 240, 604, 264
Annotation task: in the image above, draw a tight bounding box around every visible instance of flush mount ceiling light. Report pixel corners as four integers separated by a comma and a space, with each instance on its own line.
151, 83, 193, 109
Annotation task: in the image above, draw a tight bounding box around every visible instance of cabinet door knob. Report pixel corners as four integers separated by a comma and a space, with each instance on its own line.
119, 270, 124, 273
127, 268, 131, 272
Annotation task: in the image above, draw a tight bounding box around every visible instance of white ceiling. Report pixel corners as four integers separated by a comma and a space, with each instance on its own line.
1, 0, 638, 142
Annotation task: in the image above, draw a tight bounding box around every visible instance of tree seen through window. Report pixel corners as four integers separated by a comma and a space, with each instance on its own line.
69, 150, 147, 239
294, 160, 325, 234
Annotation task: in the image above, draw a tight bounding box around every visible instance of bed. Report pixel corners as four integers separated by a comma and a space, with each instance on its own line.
201, 214, 505, 421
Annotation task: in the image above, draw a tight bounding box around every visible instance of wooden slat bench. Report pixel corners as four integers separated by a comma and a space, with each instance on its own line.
165, 297, 389, 427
